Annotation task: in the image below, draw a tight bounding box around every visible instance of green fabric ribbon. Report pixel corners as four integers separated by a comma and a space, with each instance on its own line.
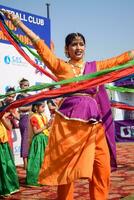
1, 59, 134, 99
106, 85, 134, 93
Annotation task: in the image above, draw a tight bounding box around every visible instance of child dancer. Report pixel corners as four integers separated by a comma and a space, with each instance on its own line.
0, 112, 19, 197
26, 101, 49, 186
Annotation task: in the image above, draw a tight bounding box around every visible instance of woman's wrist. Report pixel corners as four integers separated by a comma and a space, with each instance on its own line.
12, 17, 22, 27
4, 11, 40, 44
21, 26, 40, 44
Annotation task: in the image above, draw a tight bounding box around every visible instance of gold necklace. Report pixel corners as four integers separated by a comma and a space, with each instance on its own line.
71, 63, 84, 69
71, 63, 85, 77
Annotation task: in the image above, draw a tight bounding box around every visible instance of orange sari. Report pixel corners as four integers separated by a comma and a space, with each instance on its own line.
34, 40, 131, 186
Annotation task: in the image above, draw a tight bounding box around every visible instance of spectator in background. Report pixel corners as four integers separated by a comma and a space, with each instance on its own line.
0, 87, 16, 105
0, 87, 19, 150
16, 78, 31, 170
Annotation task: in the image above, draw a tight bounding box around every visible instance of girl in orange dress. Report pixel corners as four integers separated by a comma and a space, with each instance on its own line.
26, 101, 49, 186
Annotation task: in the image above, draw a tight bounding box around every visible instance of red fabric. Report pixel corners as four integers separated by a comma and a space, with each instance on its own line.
0, 21, 57, 81
111, 102, 134, 110
1, 63, 134, 118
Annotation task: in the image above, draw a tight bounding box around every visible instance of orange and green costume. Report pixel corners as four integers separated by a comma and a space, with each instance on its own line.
26, 113, 48, 186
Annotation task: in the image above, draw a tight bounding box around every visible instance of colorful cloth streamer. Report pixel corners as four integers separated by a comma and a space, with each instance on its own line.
0, 13, 57, 81
0, 58, 134, 100
1, 60, 134, 117
106, 85, 134, 93
111, 100, 134, 110
114, 74, 134, 82
1, 11, 134, 116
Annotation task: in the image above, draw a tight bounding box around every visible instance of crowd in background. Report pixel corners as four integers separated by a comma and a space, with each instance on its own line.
0, 78, 60, 197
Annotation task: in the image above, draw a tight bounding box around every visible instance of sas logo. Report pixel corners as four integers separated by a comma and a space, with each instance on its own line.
4, 56, 11, 64
4, 55, 28, 66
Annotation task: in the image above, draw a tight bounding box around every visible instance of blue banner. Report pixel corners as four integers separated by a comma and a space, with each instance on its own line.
0, 5, 51, 47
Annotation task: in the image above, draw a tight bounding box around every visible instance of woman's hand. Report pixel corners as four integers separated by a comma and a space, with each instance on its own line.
3, 10, 40, 43
1, 10, 40, 44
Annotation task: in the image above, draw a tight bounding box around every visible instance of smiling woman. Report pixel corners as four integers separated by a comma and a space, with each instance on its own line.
4, 10, 134, 200
65, 33, 86, 60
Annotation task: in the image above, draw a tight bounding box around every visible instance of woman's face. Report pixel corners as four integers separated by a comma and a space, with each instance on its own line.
20, 81, 29, 89
5, 94, 16, 104
66, 36, 85, 61
38, 103, 45, 113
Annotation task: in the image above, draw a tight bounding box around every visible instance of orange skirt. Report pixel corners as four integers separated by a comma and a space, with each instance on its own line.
38, 113, 105, 185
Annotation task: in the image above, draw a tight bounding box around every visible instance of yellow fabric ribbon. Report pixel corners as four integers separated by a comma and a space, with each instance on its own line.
0, 120, 8, 143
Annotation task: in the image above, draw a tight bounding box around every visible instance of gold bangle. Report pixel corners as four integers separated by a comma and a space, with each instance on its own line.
12, 17, 21, 27
31, 36, 40, 44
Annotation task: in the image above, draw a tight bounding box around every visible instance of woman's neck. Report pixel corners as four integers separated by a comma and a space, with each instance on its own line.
68, 59, 84, 68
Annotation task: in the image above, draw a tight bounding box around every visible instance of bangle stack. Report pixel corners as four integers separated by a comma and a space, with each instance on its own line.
12, 17, 21, 27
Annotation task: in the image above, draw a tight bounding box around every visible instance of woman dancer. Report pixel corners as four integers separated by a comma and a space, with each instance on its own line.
5, 12, 134, 199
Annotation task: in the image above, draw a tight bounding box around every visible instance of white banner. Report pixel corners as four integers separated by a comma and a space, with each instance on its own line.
0, 43, 51, 93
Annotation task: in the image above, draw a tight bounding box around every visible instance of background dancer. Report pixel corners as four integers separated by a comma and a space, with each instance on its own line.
26, 101, 49, 186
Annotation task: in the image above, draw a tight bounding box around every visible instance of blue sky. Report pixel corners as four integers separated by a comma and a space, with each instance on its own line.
0, 0, 134, 61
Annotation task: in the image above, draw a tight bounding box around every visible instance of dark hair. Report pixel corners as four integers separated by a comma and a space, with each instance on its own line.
65, 32, 86, 47
6, 87, 15, 94
32, 101, 44, 113
19, 78, 29, 85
